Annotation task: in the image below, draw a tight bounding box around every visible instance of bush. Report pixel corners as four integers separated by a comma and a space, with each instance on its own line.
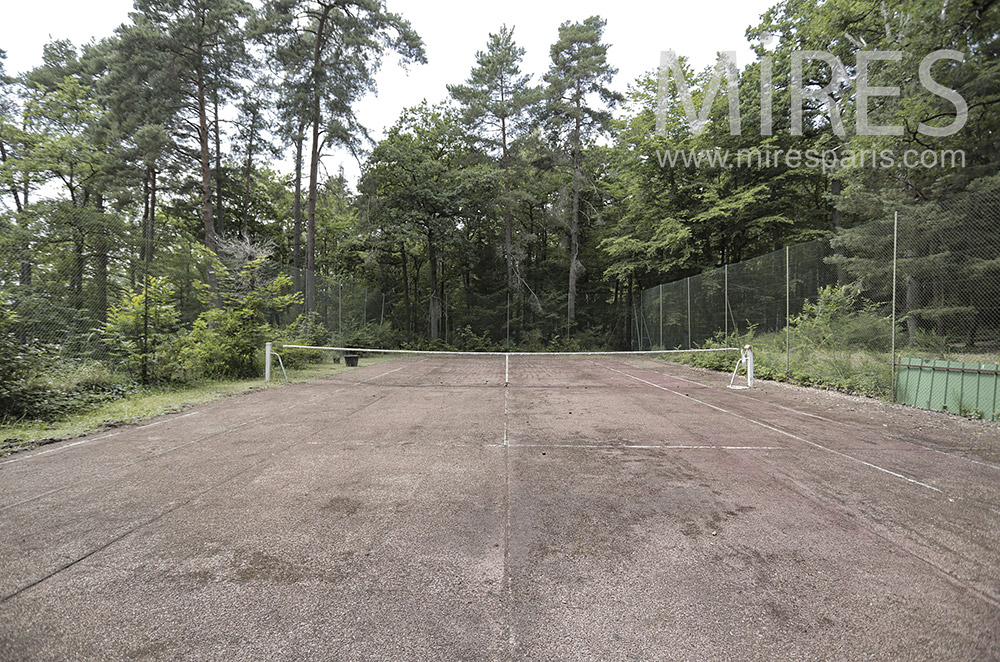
98, 276, 180, 382
789, 285, 890, 351
2, 307, 134, 422
341, 322, 403, 350
174, 258, 301, 380
0, 307, 47, 420
670, 326, 895, 399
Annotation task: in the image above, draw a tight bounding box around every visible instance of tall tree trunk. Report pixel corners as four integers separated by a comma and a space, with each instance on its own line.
196, 59, 218, 297
306, 110, 320, 312
242, 116, 256, 237
905, 270, 920, 343
400, 243, 411, 334
502, 116, 513, 345
428, 228, 440, 339
293, 125, 304, 293
567, 88, 582, 328
71, 234, 85, 311
0, 138, 24, 213
305, 7, 333, 313
1, 138, 31, 286
94, 194, 109, 324
150, 169, 157, 263
213, 56, 225, 240
141, 169, 151, 265
567, 144, 581, 326
831, 177, 847, 282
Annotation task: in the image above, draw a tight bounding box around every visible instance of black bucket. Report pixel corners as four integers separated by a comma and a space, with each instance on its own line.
344, 354, 360, 367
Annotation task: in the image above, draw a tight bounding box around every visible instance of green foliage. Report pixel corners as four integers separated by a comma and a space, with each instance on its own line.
2, 306, 134, 422
789, 285, 890, 352
0, 307, 45, 419
98, 276, 180, 382
176, 257, 301, 380
1, 0, 998, 428
341, 323, 404, 351
284, 312, 329, 347
451, 325, 495, 352
674, 327, 894, 399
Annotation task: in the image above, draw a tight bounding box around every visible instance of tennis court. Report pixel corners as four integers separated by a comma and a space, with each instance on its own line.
1, 353, 998, 660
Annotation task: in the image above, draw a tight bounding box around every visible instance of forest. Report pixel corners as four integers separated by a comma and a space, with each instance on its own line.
1, 0, 999, 422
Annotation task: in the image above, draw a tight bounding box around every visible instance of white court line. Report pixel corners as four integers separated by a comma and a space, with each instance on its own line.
726, 386, 1000, 473
609, 358, 713, 389
2, 362, 410, 468
604, 365, 944, 494
0, 411, 202, 466
644, 360, 1000, 474
503, 388, 509, 447
508, 443, 781, 450
1, 361, 418, 509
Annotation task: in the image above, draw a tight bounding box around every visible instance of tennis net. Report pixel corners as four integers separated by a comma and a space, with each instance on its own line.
266, 344, 754, 389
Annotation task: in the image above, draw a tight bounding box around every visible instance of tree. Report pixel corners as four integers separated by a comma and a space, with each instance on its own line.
259, 0, 425, 312
233, 79, 280, 237
0, 51, 35, 288
127, 0, 252, 263
543, 16, 622, 327
361, 103, 497, 340
449, 25, 537, 344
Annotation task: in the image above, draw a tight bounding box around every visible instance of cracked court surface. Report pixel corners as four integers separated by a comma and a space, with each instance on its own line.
1, 355, 998, 660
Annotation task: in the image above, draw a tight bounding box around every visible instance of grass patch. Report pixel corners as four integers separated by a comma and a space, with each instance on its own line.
0, 356, 388, 458
669, 330, 997, 401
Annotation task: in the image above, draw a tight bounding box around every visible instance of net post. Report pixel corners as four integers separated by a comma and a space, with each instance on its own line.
265, 342, 272, 383
746, 345, 755, 388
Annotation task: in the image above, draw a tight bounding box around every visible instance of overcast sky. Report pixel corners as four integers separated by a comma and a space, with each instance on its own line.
2, 0, 776, 183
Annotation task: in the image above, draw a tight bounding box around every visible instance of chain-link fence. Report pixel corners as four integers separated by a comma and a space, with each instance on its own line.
275, 266, 389, 338
636, 185, 1000, 415
0, 202, 382, 386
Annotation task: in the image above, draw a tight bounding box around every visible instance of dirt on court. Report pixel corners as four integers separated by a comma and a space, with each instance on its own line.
0, 356, 997, 660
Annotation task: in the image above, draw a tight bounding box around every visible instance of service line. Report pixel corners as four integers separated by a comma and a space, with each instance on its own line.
603, 364, 944, 494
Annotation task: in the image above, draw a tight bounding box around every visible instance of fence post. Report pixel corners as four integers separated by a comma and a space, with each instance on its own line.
634, 297, 642, 349
891, 211, 899, 401
658, 284, 663, 349
686, 276, 692, 350
785, 245, 790, 376
724, 264, 728, 341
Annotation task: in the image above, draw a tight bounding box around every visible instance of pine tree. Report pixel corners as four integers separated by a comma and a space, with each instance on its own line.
449, 25, 537, 344
543, 16, 621, 327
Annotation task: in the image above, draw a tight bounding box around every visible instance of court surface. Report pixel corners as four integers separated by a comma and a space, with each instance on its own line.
1, 355, 998, 661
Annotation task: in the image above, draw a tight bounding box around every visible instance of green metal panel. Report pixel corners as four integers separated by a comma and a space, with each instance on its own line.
895, 357, 1000, 421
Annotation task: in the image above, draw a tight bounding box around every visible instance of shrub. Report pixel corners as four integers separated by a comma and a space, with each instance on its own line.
789, 285, 890, 351
176, 258, 301, 380
98, 276, 180, 382
2, 308, 134, 421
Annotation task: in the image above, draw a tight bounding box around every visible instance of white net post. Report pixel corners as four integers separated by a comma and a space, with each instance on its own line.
728, 344, 755, 389
265, 342, 272, 383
